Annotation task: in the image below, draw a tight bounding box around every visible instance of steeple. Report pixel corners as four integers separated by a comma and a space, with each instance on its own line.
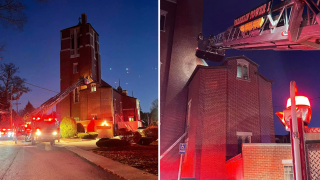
77, 17, 82, 26
117, 79, 122, 93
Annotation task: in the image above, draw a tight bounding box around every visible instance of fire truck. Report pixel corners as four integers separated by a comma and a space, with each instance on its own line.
0, 128, 14, 139
23, 117, 59, 145
21, 77, 89, 145
196, 0, 320, 62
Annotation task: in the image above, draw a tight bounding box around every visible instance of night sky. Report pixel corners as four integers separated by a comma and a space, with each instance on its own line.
0, 1, 157, 114
203, 0, 320, 135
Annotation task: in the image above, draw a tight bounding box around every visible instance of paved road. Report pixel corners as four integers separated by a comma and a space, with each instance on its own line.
0, 139, 123, 180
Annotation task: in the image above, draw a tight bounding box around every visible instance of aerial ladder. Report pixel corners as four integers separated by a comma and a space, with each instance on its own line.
196, 0, 320, 62
194, 0, 320, 179
23, 77, 89, 122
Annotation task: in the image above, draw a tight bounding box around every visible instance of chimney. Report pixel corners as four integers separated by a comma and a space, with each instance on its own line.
123, 90, 128, 96
81, 13, 87, 24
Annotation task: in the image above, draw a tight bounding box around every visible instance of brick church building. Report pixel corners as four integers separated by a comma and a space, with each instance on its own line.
57, 14, 141, 138
160, 0, 277, 179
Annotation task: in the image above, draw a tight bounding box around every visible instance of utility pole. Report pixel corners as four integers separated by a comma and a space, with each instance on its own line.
10, 86, 13, 129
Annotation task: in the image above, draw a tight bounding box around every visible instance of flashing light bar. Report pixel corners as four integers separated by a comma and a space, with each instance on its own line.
287, 96, 310, 108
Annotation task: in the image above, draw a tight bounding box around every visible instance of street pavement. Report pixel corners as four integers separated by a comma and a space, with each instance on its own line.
0, 138, 124, 180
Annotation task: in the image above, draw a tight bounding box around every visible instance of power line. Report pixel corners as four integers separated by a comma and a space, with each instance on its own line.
24, 82, 59, 93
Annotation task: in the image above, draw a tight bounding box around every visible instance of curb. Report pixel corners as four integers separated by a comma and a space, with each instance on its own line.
64, 146, 157, 180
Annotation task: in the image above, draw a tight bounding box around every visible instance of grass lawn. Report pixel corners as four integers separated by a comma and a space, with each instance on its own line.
90, 143, 158, 175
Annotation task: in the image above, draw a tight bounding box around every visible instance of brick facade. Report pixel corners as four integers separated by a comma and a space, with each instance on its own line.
160, 0, 204, 179
57, 14, 141, 137
242, 144, 292, 180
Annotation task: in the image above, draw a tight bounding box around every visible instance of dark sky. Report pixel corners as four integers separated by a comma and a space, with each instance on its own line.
0, 0, 157, 114
203, 0, 320, 135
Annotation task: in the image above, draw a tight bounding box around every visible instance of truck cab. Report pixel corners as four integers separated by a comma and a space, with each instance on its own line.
26, 117, 59, 145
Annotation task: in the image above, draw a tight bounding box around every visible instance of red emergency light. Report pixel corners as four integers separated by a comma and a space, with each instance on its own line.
286, 96, 310, 108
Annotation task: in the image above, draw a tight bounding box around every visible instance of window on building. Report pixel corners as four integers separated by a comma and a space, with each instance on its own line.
237, 65, 242, 78
237, 64, 249, 80
91, 84, 96, 92
284, 166, 294, 180
160, 15, 166, 31
74, 87, 79, 103
243, 66, 248, 80
129, 117, 134, 122
73, 63, 78, 74
77, 34, 81, 48
71, 33, 74, 50
74, 117, 80, 122
187, 99, 192, 128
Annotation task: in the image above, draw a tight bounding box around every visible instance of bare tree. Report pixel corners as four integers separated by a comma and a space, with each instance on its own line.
0, 0, 49, 58
0, 63, 31, 113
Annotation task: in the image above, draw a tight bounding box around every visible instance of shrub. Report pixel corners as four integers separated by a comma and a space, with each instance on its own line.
60, 117, 77, 138
77, 133, 88, 139
143, 126, 158, 140
87, 132, 99, 139
138, 137, 154, 145
77, 132, 99, 139
77, 123, 85, 133
116, 128, 142, 144
116, 128, 128, 136
131, 131, 142, 143
96, 139, 129, 148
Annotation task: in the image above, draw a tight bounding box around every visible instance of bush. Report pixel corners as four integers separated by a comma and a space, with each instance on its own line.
143, 126, 158, 140
77, 133, 88, 139
138, 137, 154, 145
96, 139, 129, 148
60, 117, 77, 138
77, 123, 85, 133
116, 128, 128, 136
87, 132, 99, 139
77, 132, 99, 139
132, 131, 142, 143
116, 128, 142, 144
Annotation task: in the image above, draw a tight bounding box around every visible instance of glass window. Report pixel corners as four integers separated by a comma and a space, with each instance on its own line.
73, 63, 78, 74
71, 34, 74, 49
237, 65, 242, 78
243, 66, 248, 79
91, 84, 96, 92
284, 166, 294, 180
74, 87, 79, 103
160, 15, 166, 31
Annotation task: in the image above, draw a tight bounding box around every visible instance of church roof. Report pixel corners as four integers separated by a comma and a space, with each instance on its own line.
100, 79, 112, 88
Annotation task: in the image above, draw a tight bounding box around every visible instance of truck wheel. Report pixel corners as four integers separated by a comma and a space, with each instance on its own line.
50, 140, 55, 146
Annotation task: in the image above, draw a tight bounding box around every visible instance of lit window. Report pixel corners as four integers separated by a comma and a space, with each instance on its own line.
284, 166, 294, 180
129, 117, 134, 122
237, 65, 242, 78
73, 63, 78, 74
160, 15, 166, 32
91, 84, 96, 92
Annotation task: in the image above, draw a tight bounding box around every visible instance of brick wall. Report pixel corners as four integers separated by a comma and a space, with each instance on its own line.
225, 57, 262, 158
160, 0, 176, 125
242, 144, 292, 180
258, 75, 275, 143
160, 0, 204, 179
182, 66, 228, 179
226, 154, 244, 180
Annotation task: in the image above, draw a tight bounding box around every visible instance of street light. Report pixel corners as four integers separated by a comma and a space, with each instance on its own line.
275, 82, 310, 180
